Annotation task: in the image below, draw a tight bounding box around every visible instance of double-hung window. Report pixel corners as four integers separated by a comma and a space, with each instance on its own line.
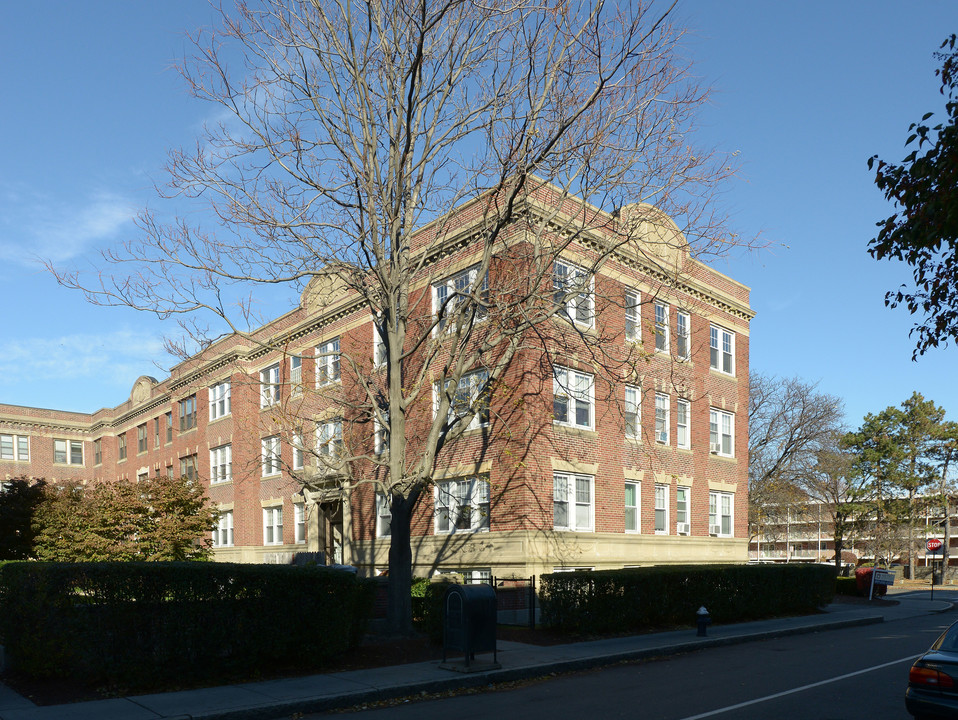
625, 289, 641, 342
625, 385, 641, 439
553, 472, 593, 531
554, 367, 594, 430
210, 444, 232, 484
260, 364, 281, 407
676, 311, 691, 361
165, 412, 173, 443
438, 369, 489, 431
376, 492, 392, 537
263, 506, 283, 545
262, 435, 281, 476
118, 434, 127, 461
435, 476, 490, 533
137, 424, 147, 454
373, 322, 387, 368
625, 481, 640, 533
676, 486, 690, 535
710, 408, 734, 457
709, 491, 733, 537
180, 454, 197, 482
294, 502, 307, 544
93, 438, 102, 465
292, 431, 305, 470
213, 510, 234, 547
154, 418, 160, 448
434, 264, 488, 332
209, 381, 231, 420
655, 393, 669, 444
53, 439, 83, 465
374, 411, 390, 455
676, 398, 691, 449
554, 260, 594, 327
317, 339, 340, 385
290, 356, 302, 394
654, 303, 669, 352
0, 434, 29, 461
654, 484, 668, 534
179, 396, 197, 431
316, 418, 343, 458
710, 325, 735, 375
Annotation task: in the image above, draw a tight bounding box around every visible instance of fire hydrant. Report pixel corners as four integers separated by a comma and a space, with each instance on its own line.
696, 606, 711, 637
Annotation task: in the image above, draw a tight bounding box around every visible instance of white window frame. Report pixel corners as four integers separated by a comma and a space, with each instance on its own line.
676, 311, 691, 361
709, 491, 734, 537
553, 366, 594, 430
554, 259, 594, 328
209, 380, 231, 420
374, 412, 389, 456
316, 418, 343, 457
373, 322, 387, 368
262, 435, 281, 476
433, 263, 488, 332
654, 302, 669, 353
213, 510, 234, 547
709, 408, 735, 457
0, 434, 29, 462
260, 363, 281, 407
710, 324, 735, 375
210, 444, 232, 484
436, 369, 489, 431
376, 492, 391, 537
53, 439, 84, 465
435, 476, 490, 534
292, 431, 305, 470
625, 289, 641, 342
625, 481, 640, 534
676, 398, 691, 450
179, 395, 197, 431
263, 505, 283, 545
316, 338, 341, 386
676, 485, 690, 535
655, 393, 669, 444
654, 484, 668, 534
625, 385, 641, 439
553, 472, 594, 532
290, 356, 303, 394
294, 502, 307, 544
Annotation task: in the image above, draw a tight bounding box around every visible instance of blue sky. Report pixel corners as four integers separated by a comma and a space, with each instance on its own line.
1, 1, 956, 430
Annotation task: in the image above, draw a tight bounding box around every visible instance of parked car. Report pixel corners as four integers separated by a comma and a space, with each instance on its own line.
906, 619, 958, 718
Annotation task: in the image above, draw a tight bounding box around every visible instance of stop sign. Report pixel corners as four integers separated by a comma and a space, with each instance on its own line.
927, 538, 944, 552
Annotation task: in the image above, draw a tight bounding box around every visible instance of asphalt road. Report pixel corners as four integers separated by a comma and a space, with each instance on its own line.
318, 610, 958, 720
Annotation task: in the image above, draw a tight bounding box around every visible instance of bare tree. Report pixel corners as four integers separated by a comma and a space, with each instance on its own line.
51, 0, 747, 633
748, 373, 845, 545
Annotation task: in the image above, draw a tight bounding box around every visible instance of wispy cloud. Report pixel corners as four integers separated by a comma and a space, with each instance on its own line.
0, 184, 137, 266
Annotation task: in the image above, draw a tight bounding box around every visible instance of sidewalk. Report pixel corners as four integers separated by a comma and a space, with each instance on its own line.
1, 590, 953, 720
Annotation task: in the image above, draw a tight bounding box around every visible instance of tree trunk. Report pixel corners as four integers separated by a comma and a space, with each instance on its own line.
385, 494, 416, 636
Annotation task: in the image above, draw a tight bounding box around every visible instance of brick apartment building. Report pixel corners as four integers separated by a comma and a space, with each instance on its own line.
0, 185, 753, 578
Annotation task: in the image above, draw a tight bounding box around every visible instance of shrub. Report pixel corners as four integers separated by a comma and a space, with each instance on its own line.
854, 566, 888, 597
835, 576, 860, 596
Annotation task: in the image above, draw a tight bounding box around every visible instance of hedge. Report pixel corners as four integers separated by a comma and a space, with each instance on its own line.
540, 564, 835, 634
0, 561, 375, 690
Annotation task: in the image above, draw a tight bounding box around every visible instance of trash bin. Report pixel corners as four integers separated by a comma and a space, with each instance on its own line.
442, 584, 497, 667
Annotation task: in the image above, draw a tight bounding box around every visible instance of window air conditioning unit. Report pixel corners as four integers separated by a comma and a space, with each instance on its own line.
710, 442, 721, 454
710, 524, 723, 536
657, 431, 668, 444
676, 522, 690, 535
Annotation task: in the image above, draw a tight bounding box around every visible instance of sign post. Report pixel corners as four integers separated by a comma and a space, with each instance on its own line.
927, 538, 944, 601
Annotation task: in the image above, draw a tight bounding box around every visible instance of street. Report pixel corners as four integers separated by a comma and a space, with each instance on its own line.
311, 605, 957, 720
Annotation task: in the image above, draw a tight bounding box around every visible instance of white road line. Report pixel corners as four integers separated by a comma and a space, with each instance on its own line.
676, 654, 920, 720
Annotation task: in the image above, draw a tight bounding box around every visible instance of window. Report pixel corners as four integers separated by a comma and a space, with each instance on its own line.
434, 264, 488, 331
374, 411, 389, 456
625, 385, 641, 439
553, 472, 593, 531
625, 481, 640, 533
165, 412, 173, 443
262, 435, 281, 476
264, 506, 283, 545
137, 424, 148, 454
316, 418, 343, 457
209, 381, 231, 420
154, 418, 160, 448
118, 434, 127, 461
654, 302, 669, 352
213, 510, 234, 547
676, 486, 690, 535
709, 491, 733, 537
290, 356, 302, 394
437, 369, 489, 431
377, 493, 391, 537
676, 398, 690, 449
260, 364, 281, 407
710, 325, 735, 375
294, 502, 307, 544
654, 484, 668, 534
0, 434, 29, 461
676, 311, 690, 361
179, 395, 197, 431
554, 260, 593, 327
435, 476, 490, 534
292, 431, 305, 470
317, 339, 340, 386
709, 408, 734, 457
93, 438, 101, 465
655, 393, 669, 444
554, 366, 594, 430
374, 322, 387, 368
625, 289, 641, 342
210, 444, 232, 484
179, 454, 197, 482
